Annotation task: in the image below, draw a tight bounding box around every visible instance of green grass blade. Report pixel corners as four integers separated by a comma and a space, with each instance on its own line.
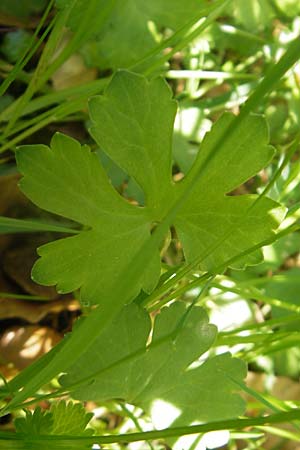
1, 410, 300, 445
0, 216, 79, 234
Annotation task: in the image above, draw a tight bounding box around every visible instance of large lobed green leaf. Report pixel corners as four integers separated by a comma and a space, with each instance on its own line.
17, 70, 285, 306
60, 302, 247, 428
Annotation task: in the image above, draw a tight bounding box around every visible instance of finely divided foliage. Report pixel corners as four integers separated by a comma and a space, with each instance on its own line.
17, 70, 284, 307
15, 401, 93, 436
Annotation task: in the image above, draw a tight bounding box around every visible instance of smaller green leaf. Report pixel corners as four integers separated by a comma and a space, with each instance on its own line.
50, 401, 93, 436
15, 407, 53, 436
14, 401, 93, 437
61, 303, 247, 428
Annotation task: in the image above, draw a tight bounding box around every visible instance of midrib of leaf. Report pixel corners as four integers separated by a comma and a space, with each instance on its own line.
2, 33, 300, 418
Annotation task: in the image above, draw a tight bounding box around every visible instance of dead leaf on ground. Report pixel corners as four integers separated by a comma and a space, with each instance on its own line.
0, 267, 80, 323
0, 296, 79, 323
52, 53, 97, 90
0, 174, 27, 217
0, 363, 18, 382
0, 326, 62, 369
0, 174, 28, 254
3, 241, 59, 299
247, 371, 300, 403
